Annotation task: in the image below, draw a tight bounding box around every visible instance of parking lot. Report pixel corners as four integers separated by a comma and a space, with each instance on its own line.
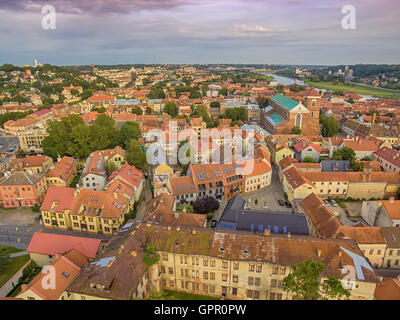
212, 167, 292, 223
0, 207, 41, 230
0, 135, 19, 154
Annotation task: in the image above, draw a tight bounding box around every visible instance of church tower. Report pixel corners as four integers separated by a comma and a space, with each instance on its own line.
304, 87, 321, 120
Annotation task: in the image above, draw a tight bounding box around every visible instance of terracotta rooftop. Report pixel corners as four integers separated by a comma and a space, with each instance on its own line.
27, 232, 102, 259
300, 193, 342, 239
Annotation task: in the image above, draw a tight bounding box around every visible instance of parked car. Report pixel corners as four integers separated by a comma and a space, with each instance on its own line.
324, 200, 331, 206
211, 220, 218, 228
278, 200, 285, 206
285, 201, 292, 208
34, 213, 42, 221
331, 200, 338, 207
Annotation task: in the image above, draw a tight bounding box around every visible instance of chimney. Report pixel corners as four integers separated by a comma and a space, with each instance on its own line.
131, 251, 137, 257
176, 226, 181, 231
317, 248, 322, 257
389, 197, 395, 204
192, 229, 197, 234
264, 229, 270, 237
287, 232, 291, 238
174, 212, 179, 219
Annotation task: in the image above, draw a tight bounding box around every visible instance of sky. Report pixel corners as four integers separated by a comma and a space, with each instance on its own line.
0, 0, 399, 66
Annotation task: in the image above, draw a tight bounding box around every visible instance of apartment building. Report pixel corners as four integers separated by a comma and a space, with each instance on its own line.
0, 171, 47, 208
46, 156, 78, 187
81, 147, 126, 191
66, 222, 378, 300
373, 146, 400, 173
41, 186, 127, 236
11, 155, 53, 174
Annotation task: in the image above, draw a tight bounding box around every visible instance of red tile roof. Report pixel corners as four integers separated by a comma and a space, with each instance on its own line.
27, 232, 102, 259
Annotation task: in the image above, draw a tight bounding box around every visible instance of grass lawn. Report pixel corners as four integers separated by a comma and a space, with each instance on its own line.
0, 254, 30, 287
304, 79, 400, 100
0, 245, 23, 256
148, 289, 219, 300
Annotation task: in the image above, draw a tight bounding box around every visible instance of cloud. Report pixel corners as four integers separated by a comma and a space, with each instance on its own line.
0, 0, 189, 15
234, 24, 271, 33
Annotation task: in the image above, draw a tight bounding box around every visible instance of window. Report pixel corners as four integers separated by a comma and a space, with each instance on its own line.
247, 290, 253, 298
162, 253, 168, 261
249, 263, 255, 272
210, 259, 215, 267
272, 266, 279, 274
248, 277, 254, 285
210, 272, 215, 280
254, 291, 259, 299
233, 262, 239, 270
210, 285, 215, 293
222, 274, 228, 282
168, 267, 173, 275
279, 267, 286, 275
161, 266, 165, 274
270, 279, 277, 288
255, 277, 261, 286
232, 287, 237, 296
203, 284, 208, 294
256, 264, 262, 273
233, 275, 238, 283
203, 272, 208, 280
222, 261, 228, 269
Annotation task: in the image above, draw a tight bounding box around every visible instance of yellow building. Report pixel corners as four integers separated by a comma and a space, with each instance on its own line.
267, 142, 294, 166
41, 186, 128, 236
66, 223, 378, 300
381, 227, 400, 268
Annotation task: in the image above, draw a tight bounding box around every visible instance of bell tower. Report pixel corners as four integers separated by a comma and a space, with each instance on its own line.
305, 87, 321, 120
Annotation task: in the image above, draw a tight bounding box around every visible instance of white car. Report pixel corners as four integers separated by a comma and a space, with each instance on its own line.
324, 200, 331, 206
331, 200, 338, 207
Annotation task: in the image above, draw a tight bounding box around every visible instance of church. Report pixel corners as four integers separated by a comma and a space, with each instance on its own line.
261, 89, 321, 136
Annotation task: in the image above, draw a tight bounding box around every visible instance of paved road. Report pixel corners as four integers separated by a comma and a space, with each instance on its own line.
136, 178, 153, 220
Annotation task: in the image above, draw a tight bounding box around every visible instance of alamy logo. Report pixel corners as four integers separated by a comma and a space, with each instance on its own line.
41, 265, 56, 290
341, 5, 356, 30
41, 5, 56, 30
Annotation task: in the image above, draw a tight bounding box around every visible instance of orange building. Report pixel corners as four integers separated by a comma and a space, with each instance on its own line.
0, 172, 47, 208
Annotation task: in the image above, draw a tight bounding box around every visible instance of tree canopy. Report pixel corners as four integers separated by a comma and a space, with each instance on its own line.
320, 116, 339, 137
283, 259, 350, 300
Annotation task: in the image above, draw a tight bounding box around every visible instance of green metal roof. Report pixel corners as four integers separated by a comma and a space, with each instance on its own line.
271, 93, 299, 111
267, 112, 284, 125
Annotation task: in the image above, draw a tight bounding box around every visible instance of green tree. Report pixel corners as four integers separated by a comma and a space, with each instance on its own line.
303, 156, 315, 163
67, 124, 93, 159
283, 259, 350, 300
320, 116, 339, 137
126, 140, 148, 171
178, 203, 194, 213
332, 147, 356, 162
164, 101, 178, 118
219, 87, 229, 96
120, 121, 141, 148
42, 115, 85, 159
210, 101, 220, 109
131, 106, 143, 115
224, 107, 246, 122
291, 126, 302, 134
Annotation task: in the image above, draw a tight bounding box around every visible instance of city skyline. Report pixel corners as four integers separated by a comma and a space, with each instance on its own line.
0, 0, 400, 66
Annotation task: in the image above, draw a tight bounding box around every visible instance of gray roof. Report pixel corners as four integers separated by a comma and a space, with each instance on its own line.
0, 171, 44, 186
321, 160, 351, 172
218, 194, 310, 235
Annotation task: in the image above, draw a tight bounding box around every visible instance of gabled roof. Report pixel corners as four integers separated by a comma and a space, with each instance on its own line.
300, 193, 342, 239
271, 93, 300, 111
19, 249, 88, 300
0, 171, 44, 186
27, 232, 102, 259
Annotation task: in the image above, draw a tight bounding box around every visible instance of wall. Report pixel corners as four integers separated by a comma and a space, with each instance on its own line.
0, 259, 31, 297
